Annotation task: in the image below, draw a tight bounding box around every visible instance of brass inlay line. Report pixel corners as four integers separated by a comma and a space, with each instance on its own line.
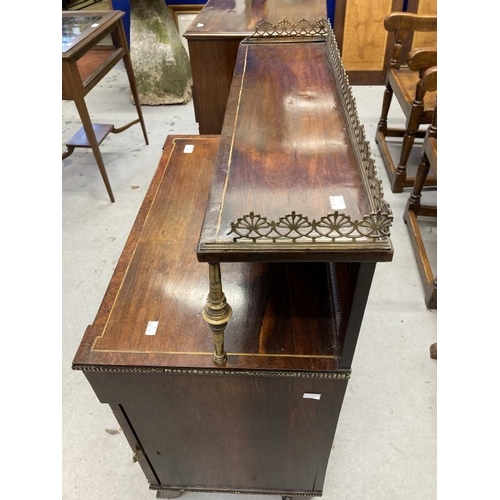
91, 349, 212, 355
90, 347, 337, 359
91, 137, 211, 352
215, 44, 249, 236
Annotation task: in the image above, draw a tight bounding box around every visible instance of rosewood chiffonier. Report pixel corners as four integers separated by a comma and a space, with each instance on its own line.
73, 18, 393, 500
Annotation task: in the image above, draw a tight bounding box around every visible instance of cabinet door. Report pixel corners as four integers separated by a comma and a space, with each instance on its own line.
89, 371, 348, 495
334, 0, 436, 84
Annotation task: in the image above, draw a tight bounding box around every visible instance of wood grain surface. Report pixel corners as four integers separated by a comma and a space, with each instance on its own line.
72, 136, 344, 372
87, 370, 348, 495
184, 0, 327, 38
197, 38, 393, 262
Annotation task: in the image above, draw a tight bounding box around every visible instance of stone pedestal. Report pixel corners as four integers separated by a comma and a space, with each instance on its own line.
130, 0, 192, 105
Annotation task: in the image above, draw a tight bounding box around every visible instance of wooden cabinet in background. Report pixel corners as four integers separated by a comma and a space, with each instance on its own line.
183, 0, 327, 134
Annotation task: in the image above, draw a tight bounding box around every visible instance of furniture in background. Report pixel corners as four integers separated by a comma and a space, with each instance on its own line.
333, 0, 436, 84
64, 0, 103, 9
167, 2, 205, 55
183, 0, 437, 135
403, 98, 437, 310
430, 342, 437, 360
62, 10, 148, 202
374, 11, 437, 193
73, 20, 393, 499
183, 0, 327, 134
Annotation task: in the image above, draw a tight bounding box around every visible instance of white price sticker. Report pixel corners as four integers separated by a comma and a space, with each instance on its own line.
145, 321, 159, 336
197, 23, 204, 27
329, 195, 346, 210
303, 393, 321, 400
184, 144, 194, 153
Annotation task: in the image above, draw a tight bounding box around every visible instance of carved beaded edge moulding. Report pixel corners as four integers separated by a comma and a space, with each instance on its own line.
228, 18, 393, 245
72, 365, 351, 379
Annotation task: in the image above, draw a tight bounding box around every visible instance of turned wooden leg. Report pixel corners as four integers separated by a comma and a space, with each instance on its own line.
202, 263, 232, 364
393, 130, 416, 192
377, 84, 393, 135
406, 152, 430, 215
430, 343, 437, 360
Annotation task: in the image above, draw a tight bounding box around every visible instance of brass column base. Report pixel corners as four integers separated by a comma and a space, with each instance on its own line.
202, 263, 232, 365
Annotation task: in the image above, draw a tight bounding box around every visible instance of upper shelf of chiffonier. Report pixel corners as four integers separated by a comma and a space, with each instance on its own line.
184, 0, 326, 39
197, 19, 394, 264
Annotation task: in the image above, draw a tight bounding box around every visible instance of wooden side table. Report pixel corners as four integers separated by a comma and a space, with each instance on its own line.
62, 10, 148, 202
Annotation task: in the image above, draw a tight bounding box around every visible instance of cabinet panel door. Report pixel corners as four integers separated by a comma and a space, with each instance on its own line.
94, 372, 348, 495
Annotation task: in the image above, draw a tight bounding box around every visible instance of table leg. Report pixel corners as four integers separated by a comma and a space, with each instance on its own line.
63, 57, 116, 202
113, 20, 149, 146
71, 93, 115, 203
202, 263, 232, 365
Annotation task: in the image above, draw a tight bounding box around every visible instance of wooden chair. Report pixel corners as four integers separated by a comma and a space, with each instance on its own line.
375, 12, 437, 193
403, 83, 437, 311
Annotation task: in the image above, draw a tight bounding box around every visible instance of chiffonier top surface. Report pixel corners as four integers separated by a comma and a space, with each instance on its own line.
184, 0, 326, 39
197, 20, 393, 263
72, 136, 346, 374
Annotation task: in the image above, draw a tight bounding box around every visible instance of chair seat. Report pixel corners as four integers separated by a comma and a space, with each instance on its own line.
388, 67, 437, 121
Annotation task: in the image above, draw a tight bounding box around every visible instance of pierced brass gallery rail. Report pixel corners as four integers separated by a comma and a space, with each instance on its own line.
229, 210, 392, 243
250, 18, 328, 39
236, 18, 394, 244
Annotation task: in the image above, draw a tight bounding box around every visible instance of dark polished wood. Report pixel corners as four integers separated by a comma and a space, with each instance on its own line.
73, 135, 350, 497
184, 0, 327, 134
196, 23, 393, 372
197, 32, 393, 263
375, 12, 437, 193
62, 10, 148, 202
87, 370, 347, 496
72, 137, 348, 372
430, 342, 437, 360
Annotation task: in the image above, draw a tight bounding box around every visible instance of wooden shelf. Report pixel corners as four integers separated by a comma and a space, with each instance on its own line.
66, 123, 114, 148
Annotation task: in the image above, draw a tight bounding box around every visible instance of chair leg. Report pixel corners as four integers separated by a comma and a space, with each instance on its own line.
377, 84, 393, 136
430, 342, 437, 360
406, 153, 430, 214
392, 129, 416, 193
425, 277, 437, 310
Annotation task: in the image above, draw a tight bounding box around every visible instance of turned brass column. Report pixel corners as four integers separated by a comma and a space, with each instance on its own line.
202, 263, 232, 364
